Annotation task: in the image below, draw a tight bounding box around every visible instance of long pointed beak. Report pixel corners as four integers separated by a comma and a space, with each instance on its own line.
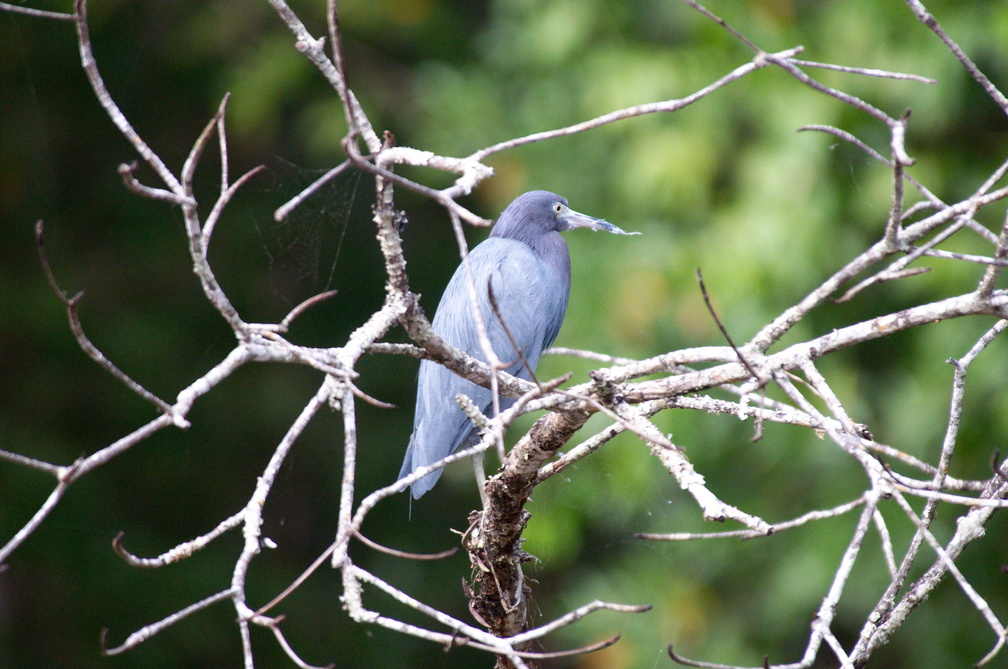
558, 205, 639, 235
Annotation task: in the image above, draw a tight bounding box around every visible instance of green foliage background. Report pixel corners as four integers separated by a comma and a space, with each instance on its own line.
2, 1, 1008, 668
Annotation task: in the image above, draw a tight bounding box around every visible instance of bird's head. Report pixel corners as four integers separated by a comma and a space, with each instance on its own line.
490, 190, 637, 243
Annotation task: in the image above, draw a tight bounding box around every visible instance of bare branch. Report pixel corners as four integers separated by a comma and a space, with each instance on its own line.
798, 124, 940, 205
977, 208, 1008, 296
680, 0, 762, 54
73, 0, 183, 194
101, 588, 235, 656
0, 448, 65, 477
264, 617, 335, 669
470, 47, 801, 161
639, 495, 867, 541
507, 600, 652, 645
790, 59, 937, 83
112, 512, 243, 568
0, 1, 73, 20
35, 220, 178, 418
274, 160, 352, 222
904, 0, 1008, 115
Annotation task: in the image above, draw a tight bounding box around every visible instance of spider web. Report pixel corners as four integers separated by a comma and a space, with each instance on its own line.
258, 158, 361, 306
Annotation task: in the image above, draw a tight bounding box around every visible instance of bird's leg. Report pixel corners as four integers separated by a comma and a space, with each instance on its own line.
471, 451, 489, 509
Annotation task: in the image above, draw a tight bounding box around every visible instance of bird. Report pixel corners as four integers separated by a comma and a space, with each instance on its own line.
399, 190, 636, 500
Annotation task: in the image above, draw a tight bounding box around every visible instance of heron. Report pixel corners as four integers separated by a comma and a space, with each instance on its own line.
399, 190, 636, 500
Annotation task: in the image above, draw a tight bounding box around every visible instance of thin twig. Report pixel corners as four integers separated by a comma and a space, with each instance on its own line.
202, 163, 267, 253
0, 449, 65, 476
470, 46, 801, 161
507, 600, 652, 645
73, 0, 183, 194
791, 59, 937, 83
884, 110, 913, 244
353, 529, 458, 561
639, 495, 866, 541
255, 542, 337, 618
797, 124, 940, 205
264, 617, 335, 669
274, 161, 353, 222
680, 0, 761, 54
977, 208, 1008, 296
486, 279, 540, 384
904, 0, 1008, 114
112, 512, 243, 568
101, 588, 235, 655
696, 268, 765, 384
35, 220, 178, 417
0, 1, 74, 20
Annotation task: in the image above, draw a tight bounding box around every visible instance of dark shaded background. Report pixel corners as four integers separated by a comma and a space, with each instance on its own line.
3, 1, 1008, 667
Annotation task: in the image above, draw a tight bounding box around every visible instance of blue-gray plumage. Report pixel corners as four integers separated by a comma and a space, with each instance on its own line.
400, 190, 635, 499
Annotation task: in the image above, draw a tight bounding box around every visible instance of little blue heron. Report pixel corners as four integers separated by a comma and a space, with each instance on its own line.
399, 190, 636, 499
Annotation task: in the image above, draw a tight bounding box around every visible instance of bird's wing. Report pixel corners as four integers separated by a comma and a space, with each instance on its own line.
485, 244, 553, 378
401, 239, 561, 497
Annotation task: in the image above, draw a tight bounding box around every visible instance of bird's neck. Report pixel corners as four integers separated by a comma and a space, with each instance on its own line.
526, 231, 571, 279
490, 225, 571, 277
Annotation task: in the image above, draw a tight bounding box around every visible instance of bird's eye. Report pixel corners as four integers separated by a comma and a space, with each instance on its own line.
553, 203, 563, 214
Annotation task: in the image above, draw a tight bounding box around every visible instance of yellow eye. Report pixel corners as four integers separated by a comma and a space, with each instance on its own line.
553, 203, 563, 214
